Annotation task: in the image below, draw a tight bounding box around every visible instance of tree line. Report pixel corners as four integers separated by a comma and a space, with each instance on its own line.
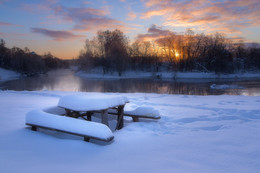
78, 29, 260, 75
0, 39, 68, 76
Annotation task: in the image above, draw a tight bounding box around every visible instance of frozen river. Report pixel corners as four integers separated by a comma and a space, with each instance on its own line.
0, 69, 260, 96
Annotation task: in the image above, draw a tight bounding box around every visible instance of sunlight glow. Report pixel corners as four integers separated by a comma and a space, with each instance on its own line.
175, 52, 180, 57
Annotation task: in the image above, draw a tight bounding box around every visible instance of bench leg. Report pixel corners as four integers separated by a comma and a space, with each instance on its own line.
116, 105, 125, 130
31, 126, 37, 131
84, 137, 90, 142
132, 117, 139, 122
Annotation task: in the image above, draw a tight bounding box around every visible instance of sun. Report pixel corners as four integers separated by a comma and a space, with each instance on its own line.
175, 52, 180, 57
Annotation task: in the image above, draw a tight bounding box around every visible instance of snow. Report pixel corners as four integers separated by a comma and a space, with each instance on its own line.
0, 67, 20, 82
58, 94, 129, 111
210, 84, 245, 89
124, 106, 160, 118
0, 90, 260, 173
76, 69, 260, 79
26, 108, 113, 140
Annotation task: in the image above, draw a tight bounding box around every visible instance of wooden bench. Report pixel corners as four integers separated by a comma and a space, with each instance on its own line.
103, 106, 161, 122
123, 106, 161, 122
26, 109, 114, 142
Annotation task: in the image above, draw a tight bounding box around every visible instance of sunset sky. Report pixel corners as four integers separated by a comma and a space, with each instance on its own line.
0, 0, 259, 59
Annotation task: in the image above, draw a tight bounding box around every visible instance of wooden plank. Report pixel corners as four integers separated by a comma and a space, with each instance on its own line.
26, 123, 114, 142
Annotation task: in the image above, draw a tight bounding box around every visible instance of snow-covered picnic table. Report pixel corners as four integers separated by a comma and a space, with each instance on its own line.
26, 94, 161, 143
58, 95, 129, 130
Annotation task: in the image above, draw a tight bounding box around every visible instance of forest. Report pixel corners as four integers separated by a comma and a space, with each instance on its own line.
0, 39, 68, 76
78, 29, 260, 76
1, 29, 260, 77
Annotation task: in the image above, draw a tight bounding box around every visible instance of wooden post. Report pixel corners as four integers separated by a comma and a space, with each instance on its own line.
116, 105, 125, 130
101, 109, 109, 127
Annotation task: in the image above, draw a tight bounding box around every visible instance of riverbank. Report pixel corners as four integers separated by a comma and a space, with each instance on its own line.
0, 90, 259, 173
0, 67, 20, 82
76, 69, 260, 79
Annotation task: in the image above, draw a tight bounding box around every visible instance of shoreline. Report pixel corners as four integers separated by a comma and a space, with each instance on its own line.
0, 67, 20, 82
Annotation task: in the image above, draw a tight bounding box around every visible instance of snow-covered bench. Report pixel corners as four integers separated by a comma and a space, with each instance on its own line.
25, 108, 114, 142
124, 107, 161, 122
105, 106, 161, 122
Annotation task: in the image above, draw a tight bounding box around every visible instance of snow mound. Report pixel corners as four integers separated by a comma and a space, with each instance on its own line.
26, 109, 114, 140
58, 94, 129, 111
125, 106, 160, 118
210, 84, 245, 90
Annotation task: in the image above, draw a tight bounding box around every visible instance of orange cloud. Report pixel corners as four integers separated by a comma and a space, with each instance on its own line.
141, 0, 260, 35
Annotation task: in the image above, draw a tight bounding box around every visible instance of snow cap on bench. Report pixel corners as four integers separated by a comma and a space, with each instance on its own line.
58, 94, 129, 111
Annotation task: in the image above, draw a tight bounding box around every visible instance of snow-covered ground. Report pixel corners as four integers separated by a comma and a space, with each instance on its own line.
76, 69, 260, 79
0, 67, 20, 82
0, 90, 260, 173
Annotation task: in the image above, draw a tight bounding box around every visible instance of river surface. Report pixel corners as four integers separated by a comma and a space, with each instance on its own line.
1, 69, 260, 96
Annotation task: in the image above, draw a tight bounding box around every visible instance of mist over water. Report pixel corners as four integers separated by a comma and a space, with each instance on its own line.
1, 69, 260, 96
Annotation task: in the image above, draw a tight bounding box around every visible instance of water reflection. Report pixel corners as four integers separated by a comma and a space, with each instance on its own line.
1, 69, 260, 96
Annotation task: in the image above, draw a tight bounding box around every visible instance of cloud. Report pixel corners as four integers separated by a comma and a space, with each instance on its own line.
141, 0, 260, 34
137, 24, 174, 41
19, 2, 135, 33
0, 32, 28, 38
53, 5, 132, 32
20, 3, 52, 14
0, 21, 21, 27
127, 12, 137, 20
31, 28, 85, 41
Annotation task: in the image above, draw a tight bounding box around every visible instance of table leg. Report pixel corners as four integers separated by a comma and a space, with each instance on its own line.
87, 112, 92, 121
101, 109, 109, 126
116, 105, 125, 130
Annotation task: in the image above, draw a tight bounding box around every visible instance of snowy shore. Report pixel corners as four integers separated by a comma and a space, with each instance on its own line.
0, 67, 20, 82
0, 90, 260, 173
